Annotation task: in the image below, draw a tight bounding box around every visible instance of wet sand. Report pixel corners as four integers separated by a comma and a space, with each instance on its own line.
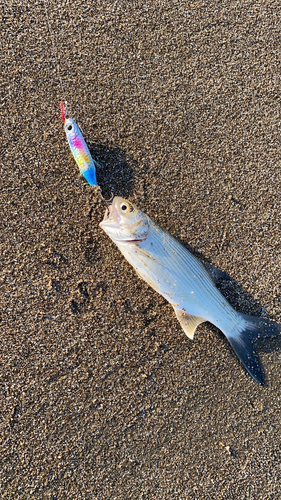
1, 1, 281, 498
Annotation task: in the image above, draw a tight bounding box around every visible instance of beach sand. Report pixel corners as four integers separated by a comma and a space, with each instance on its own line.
1, 1, 281, 498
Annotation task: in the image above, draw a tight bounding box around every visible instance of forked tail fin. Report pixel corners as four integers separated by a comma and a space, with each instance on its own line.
226, 314, 281, 385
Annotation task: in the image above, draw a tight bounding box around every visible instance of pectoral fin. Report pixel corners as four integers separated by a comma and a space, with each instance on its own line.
174, 308, 205, 339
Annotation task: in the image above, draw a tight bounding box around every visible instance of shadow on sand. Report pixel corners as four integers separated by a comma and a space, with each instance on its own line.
88, 141, 137, 200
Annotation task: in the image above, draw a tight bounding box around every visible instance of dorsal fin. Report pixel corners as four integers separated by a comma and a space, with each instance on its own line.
204, 263, 230, 283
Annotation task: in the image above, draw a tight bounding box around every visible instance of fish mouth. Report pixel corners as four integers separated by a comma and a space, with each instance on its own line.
104, 204, 112, 220
100, 204, 114, 224
99, 204, 120, 230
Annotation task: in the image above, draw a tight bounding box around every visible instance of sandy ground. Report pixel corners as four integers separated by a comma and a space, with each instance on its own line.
1, 0, 281, 498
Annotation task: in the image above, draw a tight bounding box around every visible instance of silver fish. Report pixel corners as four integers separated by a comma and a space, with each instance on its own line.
100, 197, 280, 384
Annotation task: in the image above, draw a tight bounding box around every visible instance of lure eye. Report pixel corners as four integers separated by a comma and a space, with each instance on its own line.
67, 124, 73, 131
120, 203, 129, 212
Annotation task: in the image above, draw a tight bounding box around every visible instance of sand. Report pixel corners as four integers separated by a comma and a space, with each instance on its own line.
1, 0, 281, 498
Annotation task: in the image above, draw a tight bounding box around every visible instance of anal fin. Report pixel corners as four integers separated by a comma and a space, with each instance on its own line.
174, 308, 205, 339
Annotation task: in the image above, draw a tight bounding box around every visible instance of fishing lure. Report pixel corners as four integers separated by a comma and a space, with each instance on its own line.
60, 102, 99, 187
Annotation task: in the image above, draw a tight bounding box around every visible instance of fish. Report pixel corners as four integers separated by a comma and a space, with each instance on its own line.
60, 102, 99, 187
99, 196, 281, 385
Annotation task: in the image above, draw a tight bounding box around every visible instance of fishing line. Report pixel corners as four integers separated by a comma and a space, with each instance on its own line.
43, 0, 97, 146
43, 0, 67, 100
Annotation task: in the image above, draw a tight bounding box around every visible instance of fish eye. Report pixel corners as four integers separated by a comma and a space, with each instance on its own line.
120, 203, 129, 212
67, 124, 73, 131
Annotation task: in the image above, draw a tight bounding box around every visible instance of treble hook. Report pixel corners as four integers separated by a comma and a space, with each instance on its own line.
102, 192, 114, 204
92, 185, 113, 208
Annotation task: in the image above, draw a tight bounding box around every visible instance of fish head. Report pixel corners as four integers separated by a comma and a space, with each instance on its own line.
99, 197, 151, 243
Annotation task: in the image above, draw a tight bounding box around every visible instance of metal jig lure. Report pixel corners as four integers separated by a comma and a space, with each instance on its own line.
60, 101, 99, 188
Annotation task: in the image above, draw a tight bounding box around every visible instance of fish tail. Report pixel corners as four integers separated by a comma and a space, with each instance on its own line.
226, 314, 281, 385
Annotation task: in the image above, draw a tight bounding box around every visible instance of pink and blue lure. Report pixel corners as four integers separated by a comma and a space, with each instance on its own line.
60, 102, 99, 187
